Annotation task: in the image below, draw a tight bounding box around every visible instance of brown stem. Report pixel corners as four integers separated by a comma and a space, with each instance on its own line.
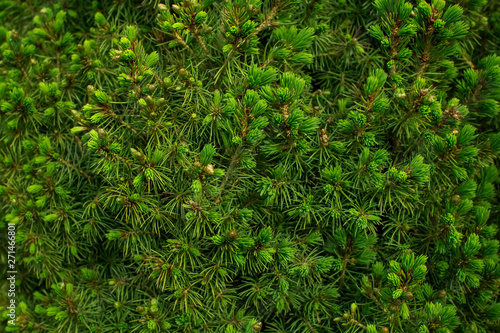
215, 146, 243, 204
462, 51, 476, 70
350, 318, 367, 330
173, 31, 194, 55
366, 288, 389, 314
193, 27, 209, 55
21, 66, 34, 89
338, 240, 354, 291
259, 57, 274, 69
338, 256, 350, 291
107, 107, 138, 135
255, 1, 282, 33
57, 157, 92, 180
416, 26, 434, 78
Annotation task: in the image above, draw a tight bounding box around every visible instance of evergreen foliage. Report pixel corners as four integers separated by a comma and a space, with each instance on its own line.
1, 0, 500, 332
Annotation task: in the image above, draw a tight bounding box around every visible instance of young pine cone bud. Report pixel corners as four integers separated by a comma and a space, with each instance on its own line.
130, 148, 143, 160
97, 128, 107, 140
157, 3, 167, 12
228, 230, 238, 240
425, 94, 435, 103
252, 322, 262, 332
395, 88, 406, 99
203, 163, 214, 175
419, 88, 429, 96
71, 110, 82, 122
87, 85, 96, 95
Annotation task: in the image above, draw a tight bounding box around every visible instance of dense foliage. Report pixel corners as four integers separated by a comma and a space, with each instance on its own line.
1, 0, 500, 332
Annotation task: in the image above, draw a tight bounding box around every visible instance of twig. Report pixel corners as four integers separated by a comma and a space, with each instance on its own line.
350, 318, 367, 330
215, 146, 243, 204
57, 157, 93, 181
173, 31, 195, 55
215, 0, 282, 83
107, 107, 138, 135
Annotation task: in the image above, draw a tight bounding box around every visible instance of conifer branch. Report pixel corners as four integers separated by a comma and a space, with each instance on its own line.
1, 1, 499, 332
56, 157, 93, 180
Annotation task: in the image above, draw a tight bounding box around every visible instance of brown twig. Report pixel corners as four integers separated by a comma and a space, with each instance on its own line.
57, 157, 93, 181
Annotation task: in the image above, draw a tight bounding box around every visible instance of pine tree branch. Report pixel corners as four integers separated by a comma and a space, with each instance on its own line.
215, 0, 282, 83
216, 146, 243, 204
365, 288, 389, 314
57, 157, 93, 181
173, 31, 195, 55
338, 240, 353, 292
105, 106, 138, 135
